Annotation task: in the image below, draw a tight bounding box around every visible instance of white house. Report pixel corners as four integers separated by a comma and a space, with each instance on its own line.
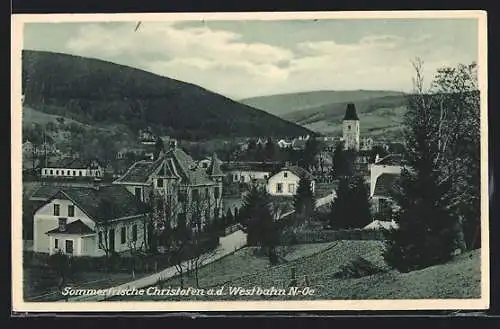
41, 158, 103, 179
369, 154, 404, 216
222, 162, 282, 185
30, 185, 148, 257
266, 166, 316, 196
277, 139, 292, 149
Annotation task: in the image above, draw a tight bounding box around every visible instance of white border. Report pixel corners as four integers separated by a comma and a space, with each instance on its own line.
11, 10, 489, 312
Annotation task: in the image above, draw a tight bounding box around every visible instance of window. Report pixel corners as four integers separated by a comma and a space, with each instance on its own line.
73, 170, 76, 176
54, 238, 59, 249
284, 172, 288, 178
65, 240, 73, 254
58, 218, 67, 231
53, 204, 60, 216
50, 170, 53, 175
276, 183, 283, 193
121, 227, 126, 244
98, 232, 103, 249
67, 170, 70, 175
205, 187, 209, 198
79, 171, 82, 176
134, 187, 142, 200
288, 184, 295, 193
132, 225, 137, 241
68, 205, 75, 217
264, 175, 268, 180
157, 178, 164, 187
56, 170, 59, 175
214, 187, 220, 199
233, 174, 238, 181
192, 189, 199, 201
348, 125, 351, 130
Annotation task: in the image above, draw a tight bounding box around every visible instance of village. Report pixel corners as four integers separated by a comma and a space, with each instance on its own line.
22, 101, 410, 302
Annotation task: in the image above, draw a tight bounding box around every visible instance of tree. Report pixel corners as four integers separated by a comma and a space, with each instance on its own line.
384, 58, 472, 272
48, 250, 71, 293
328, 176, 371, 229
293, 173, 315, 221
154, 138, 164, 160
241, 184, 279, 261
264, 137, 275, 161
332, 141, 355, 178
225, 208, 234, 226
303, 136, 320, 171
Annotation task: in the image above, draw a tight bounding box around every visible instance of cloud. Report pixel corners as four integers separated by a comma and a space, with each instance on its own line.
59, 22, 477, 98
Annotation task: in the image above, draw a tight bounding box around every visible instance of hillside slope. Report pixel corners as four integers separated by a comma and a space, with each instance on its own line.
283, 94, 408, 137
21, 50, 313, 140
239, 90, 406, 117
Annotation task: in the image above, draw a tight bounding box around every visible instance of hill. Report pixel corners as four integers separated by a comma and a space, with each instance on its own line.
21, 50, 313, 140
282, 94, 408, 137
239, 90, 406, 117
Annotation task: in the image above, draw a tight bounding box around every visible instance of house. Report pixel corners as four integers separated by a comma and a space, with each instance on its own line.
41, 158, 103, 179
138, 127, 156, 145
370, 173, 401, 216
113, 140, 224, 230
291, 138, 307, 151
31, 184, 148, 257
360, 137, 374, 151
116, 147, 146, 160
364, 219, 399, 231
266, 166, 316, 196
198, 158, 212, 170
277, 139, 292, 149
369, 154, 403, 197
221, 162, 281, 185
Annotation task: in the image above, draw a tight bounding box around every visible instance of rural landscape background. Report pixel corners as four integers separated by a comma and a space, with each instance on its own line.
19, 17, 483, 303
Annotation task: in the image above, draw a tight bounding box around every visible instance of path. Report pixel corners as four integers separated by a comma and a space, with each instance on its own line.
67, 192, 336, 302
67, 229, 247, 302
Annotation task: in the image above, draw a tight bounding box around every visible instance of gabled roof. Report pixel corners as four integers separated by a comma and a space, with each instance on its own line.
373, 173, 400, 198
46, 219, 95, 235
276, 165, 315, 180
113, 147, 216, 186
34, 185, 147, 223
343, 103, 359, 121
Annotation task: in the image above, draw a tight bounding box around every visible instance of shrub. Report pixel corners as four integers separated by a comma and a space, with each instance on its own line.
333, 256, 386, 279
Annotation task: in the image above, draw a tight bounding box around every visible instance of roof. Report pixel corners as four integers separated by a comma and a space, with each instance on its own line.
281, 165, 315, 180
114, 147, 216, 186
34, 185, 146, 223
364, 220, 399, 231
206, 153, 224, 177
46, 219, 96, 235
374, 154, 404, 166
44, 157, 94, 169
114, 158, 162, 184
221, 162, 280, 172
373, 173, 400, 198
343, 103, 360, 121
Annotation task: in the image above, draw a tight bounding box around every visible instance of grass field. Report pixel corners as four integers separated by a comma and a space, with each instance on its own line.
109, 242, 481, 301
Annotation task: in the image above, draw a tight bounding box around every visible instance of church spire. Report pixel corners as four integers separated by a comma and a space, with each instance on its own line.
343, 103, 359, 121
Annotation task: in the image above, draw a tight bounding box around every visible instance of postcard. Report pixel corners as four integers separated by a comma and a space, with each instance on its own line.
11, 10, 489, 312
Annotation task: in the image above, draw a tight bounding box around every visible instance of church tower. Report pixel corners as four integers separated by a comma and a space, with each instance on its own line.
342, 103, 360, 151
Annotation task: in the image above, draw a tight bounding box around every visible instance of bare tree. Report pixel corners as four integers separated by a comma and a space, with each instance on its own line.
96, 197, 116, 273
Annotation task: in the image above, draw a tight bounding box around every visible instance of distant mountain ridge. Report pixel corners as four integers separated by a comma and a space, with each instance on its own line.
21, 50, 313, 140
239, 90, 406, 117
240, 90, 408, 138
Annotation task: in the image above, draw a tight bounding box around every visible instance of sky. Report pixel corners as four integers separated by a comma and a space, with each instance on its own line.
22, 18, 479, 100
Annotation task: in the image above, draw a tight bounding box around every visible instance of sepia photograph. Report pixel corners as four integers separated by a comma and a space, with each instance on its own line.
11, 11, 489, 312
